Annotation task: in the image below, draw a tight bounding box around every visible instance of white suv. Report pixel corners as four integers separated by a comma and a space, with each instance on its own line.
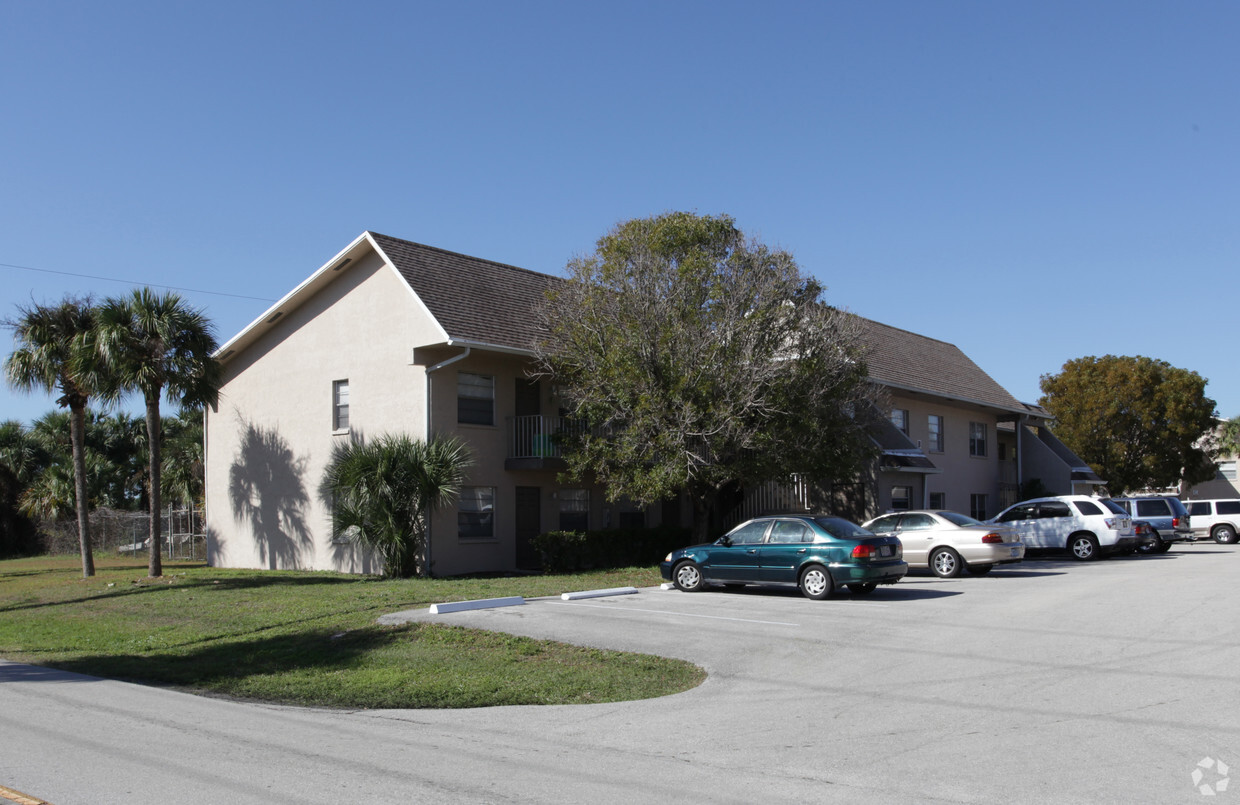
989, 496, 1137, 560
1182, 500, 1240, 544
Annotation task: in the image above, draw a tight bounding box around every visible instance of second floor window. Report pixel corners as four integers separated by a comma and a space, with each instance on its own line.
332, 380, 349, 431
969, 422, 987, 457
458, 372, 494, 425
928, 415, 944, 452
891, 408, 909, 436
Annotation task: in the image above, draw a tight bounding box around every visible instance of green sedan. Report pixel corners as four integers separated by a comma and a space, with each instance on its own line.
660, 514, 907, 599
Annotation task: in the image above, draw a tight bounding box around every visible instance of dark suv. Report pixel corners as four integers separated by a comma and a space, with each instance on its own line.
1112, 496, 1192, 553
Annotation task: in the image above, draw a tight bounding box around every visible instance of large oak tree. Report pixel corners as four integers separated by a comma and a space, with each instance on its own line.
1038, 355, 1217, 494
535, 212, 880, 541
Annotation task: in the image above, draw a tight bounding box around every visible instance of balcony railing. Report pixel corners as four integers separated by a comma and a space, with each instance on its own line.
507, 415, 589, 460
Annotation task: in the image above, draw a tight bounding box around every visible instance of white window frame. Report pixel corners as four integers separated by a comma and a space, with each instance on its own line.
457, 372, 495, 426
928, 415, 944, 453
558, 488, 589, 532
969, 422, 987, 457
891, 408, 909, 436
458, 486, 495, 540
891, 485, 912, 511
332, 380, 350, 432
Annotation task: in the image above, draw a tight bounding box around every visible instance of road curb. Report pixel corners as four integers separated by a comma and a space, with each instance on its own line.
560, 586, 640, 600
429, 596, 525, 614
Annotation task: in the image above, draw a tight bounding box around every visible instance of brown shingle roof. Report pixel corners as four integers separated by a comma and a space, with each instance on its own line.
857, 317, 1027, 413
370, 232, 560, 352
370, 232, 1028, 412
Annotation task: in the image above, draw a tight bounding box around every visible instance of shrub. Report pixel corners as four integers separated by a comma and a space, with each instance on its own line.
531, 524, 692, 573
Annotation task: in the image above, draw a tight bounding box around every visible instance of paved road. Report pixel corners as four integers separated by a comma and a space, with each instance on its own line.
3, 545, 1238, 804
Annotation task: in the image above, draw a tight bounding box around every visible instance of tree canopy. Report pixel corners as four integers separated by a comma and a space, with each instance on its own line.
96, 288, 220, 577
1038, 355, 1218, 494
535, 212, 879, 539
4, 297, 103, 576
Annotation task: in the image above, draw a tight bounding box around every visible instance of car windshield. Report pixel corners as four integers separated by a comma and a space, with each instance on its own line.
813, 516, 874, 539
1097, 498, 1128, 515
938, 511, 984, 527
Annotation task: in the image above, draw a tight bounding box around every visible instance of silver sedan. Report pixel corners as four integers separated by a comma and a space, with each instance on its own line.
861, 510, 1025, 578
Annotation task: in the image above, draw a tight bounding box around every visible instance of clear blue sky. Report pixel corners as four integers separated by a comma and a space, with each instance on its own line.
3, 1, 1237, 426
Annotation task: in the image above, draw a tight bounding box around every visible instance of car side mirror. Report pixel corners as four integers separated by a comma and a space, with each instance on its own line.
716, 535, 732, 547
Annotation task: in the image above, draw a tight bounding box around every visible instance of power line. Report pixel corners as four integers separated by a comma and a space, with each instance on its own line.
0, 261, 277, 303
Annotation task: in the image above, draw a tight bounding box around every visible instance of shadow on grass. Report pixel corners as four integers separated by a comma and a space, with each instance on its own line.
0, 570, 375, 614
45, 624, 413, 692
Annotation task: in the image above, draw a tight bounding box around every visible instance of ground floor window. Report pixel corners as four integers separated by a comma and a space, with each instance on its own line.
970, 493, 988, 520
458, 487, 495, 539
558, 488, 589, 532
929, 492, 945, 510
891, 486, 912, 511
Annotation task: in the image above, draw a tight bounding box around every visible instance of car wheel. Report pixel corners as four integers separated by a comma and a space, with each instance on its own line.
798, 565, 834, 600
1067, 533, 1099, 561
847, 582, 877, 595
965, 564, 994, 576
1137, 533, 1163, 554
1214, 525, 1238, 544
1155, 539, 1173, 553
672, 561, 705, 592
929, 547, 963, 578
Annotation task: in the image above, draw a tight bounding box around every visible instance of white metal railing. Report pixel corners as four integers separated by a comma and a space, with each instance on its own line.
722, 475, 814, 530
507, 415, 590, 459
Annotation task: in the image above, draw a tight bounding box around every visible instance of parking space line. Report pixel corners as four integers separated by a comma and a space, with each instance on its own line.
549, 600, 800, 626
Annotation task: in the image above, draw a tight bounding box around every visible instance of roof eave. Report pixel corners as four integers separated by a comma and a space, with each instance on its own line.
872, 379, 1044, 420
215, 232, 376, 362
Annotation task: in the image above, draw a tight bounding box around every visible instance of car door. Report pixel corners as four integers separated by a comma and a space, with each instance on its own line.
1030, 500, 1073, 548
893, 512, 937, 565
995, 503, 1039, 545
708, 519, 769, 581
758, 519, 814, 582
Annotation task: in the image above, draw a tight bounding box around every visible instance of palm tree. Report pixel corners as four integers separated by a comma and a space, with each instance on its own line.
161, 407, 205, 509
320, 433, 473, 578
4, 298, 102, 577
96, 289, 220, 577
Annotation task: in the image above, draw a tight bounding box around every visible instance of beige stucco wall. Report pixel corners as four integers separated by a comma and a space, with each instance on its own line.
880, 394, 1008, 518
205, 249, 639, 577
205, 251, 442, 573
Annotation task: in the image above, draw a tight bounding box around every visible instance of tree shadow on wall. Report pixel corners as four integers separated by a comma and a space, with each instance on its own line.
229, 422, 312, 570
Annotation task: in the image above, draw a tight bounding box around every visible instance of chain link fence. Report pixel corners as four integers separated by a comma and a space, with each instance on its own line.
38, 506, 207, 561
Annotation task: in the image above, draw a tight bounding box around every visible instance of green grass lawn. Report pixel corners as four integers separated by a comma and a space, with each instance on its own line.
0, 556, 703, 708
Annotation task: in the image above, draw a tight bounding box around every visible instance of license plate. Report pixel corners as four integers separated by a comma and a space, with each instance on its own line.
880, 545, 895, 558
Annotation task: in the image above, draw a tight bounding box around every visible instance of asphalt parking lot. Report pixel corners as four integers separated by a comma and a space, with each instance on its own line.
379, 544, 1240, 803
3, 544, 1238, 804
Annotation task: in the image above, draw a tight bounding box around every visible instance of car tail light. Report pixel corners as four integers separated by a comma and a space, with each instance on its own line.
982, 533, 1003, 544
1173, 516, 1184, 528
852, 544, 875, 559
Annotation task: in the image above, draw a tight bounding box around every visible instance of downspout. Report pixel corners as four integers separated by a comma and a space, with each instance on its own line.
202, 405, 209, 566
1017, 416, 1025, 493
423, 345, 471, 577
